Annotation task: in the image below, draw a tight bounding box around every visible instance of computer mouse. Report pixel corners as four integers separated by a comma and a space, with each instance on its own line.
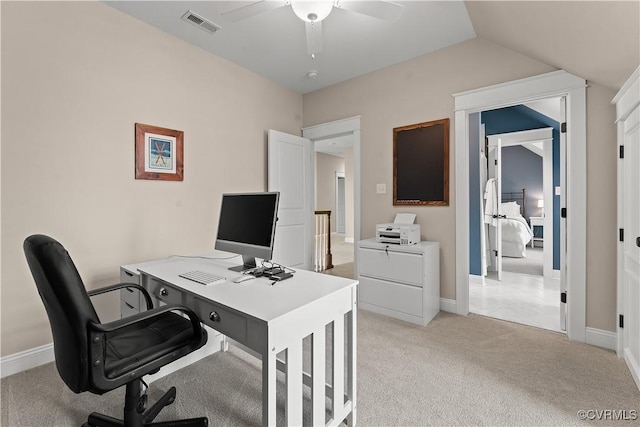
232, 275, 255, 283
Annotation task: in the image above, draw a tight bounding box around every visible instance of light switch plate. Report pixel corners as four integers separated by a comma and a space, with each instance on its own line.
376, 184, 386, 194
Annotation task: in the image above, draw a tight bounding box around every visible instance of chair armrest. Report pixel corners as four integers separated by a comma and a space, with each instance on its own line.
90, 304, 202, 336
88, 282, 153, 310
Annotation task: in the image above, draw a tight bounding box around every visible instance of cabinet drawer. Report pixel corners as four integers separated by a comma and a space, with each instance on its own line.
120, 268, 139, 284
146, 279, 183, 306
358, 276, 422, 317
191, 297, 248, 343
120, 299, 139, 319
120, 287, 140, 310
359, 247, 423, 285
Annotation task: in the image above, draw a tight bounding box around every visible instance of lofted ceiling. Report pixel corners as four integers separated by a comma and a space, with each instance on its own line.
104, 1, 639, 95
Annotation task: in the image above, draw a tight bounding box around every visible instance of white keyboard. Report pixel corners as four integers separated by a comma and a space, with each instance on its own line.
179, 270, 226, 286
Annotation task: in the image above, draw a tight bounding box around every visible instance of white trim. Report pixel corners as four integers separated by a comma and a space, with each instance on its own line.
468, 274, 485, 286
612, 65, 640, 122
553, 269, 561, 280
0, 343, 54, 378
454, 70, 587, 342
585, 327, 617, 351
344, 237, 354, 243
440, 298, 457, 314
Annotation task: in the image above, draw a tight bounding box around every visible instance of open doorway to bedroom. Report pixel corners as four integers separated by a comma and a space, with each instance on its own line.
468, 98, 563, 333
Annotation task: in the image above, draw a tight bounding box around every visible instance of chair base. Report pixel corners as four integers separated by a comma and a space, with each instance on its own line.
84, 380, 208, 427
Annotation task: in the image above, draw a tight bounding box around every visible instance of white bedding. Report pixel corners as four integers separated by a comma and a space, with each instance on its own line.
501, 215, 533, 257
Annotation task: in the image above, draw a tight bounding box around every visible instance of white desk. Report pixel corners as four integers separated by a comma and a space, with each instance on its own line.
530, 216, 544, 248
126, 256, 358, 427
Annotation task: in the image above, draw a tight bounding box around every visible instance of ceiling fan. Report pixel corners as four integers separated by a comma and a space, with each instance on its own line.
221, 1, 404, 57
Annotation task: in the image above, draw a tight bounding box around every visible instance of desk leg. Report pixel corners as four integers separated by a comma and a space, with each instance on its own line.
285, 341, 303, 425
347, 292, 357, 426
263, 345, 277, 427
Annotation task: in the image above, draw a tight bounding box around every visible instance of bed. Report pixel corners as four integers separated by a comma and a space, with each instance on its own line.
499, 190, 533, 258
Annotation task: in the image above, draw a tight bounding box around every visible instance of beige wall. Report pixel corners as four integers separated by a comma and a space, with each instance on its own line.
0, 2, 302, 356
315, 153, 345, 233
303, 38, 620, 331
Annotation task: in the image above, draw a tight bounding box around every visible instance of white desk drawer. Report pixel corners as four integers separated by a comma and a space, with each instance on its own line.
359, 247, 423, 286
359, 276, 422, 317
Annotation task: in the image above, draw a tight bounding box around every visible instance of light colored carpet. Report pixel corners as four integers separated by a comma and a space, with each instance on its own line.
2, 310, 639, 426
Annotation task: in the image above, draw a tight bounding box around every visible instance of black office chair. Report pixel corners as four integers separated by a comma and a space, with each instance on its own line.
23, 234, 209, 427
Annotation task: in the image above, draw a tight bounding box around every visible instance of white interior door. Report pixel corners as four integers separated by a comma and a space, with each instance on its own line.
495, 138, 503, 280
336, 173, 346, 234
268, 129, 313, 270
621, 105, 640, 389
487, 139, 503, 280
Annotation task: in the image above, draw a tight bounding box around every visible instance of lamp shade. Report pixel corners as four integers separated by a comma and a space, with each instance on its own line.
291, 1, 333, 22
537, 199, 544, 208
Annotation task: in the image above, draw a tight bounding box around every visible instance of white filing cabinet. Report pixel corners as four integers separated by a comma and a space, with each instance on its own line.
357, 239, 440, 326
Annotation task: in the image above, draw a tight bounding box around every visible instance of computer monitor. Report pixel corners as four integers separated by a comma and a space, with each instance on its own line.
214, 192, 280, 272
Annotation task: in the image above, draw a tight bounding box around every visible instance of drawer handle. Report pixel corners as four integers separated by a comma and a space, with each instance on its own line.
209, 311, 221, 322
125, 287, 134, 293
159, 288, 168, 297
124, 302, 134, 309
125, 271, 134, 277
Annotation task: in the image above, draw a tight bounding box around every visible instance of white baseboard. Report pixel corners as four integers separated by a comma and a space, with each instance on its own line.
585, 327, 617, 351
0, 332, 225, 381
440, 298, 457, 314
1, 343, 54, 378
344, 237, 354, 243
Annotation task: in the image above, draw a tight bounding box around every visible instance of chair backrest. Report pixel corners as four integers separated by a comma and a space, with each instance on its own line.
23, 234, 100, 393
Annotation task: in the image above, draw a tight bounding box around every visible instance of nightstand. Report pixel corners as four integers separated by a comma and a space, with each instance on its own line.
529, 216, 544, 248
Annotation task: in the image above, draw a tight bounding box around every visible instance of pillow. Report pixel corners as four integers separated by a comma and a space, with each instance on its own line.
500, 201, 521, 217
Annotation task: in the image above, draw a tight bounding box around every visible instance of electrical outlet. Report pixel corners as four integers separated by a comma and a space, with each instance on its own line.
376, 184, 386, 194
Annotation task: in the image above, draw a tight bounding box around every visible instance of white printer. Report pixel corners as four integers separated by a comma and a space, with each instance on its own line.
376, 213, 420, 245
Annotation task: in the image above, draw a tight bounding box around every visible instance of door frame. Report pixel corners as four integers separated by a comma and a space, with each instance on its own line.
454, 71, 587, 342
302, 116, 361, 267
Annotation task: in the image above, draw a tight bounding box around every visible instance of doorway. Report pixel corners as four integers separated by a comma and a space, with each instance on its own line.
454, 70, 587, 342
303, 116, 361, 279
470, 116, 560, 332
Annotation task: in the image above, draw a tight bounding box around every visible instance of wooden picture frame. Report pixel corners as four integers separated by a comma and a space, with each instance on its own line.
135, 123, 183, 181
393, 118, 449, 206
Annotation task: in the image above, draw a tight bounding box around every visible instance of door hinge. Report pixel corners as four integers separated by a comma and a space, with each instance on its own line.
494, 159, 498, 165
620, 145, 624, 159
620, 228, 624, 242
561, 122, 567, 133
561, 208, 567, 218
561, 291, 567, 304
619, 314, 624, 329
493, 250, 498, 256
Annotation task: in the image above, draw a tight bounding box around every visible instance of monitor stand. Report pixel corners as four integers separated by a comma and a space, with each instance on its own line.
228, 254, 257, 272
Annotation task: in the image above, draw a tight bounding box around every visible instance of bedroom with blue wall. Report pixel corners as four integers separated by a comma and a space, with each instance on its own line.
469, 104, 560, 277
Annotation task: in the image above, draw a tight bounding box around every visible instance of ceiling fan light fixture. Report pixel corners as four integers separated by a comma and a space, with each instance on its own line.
291, 1, 333, 23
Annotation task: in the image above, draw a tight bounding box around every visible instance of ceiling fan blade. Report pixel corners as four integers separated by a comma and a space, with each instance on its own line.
305, 21, 323, 55
221, 1, 284, 23
337, 0, 404, 21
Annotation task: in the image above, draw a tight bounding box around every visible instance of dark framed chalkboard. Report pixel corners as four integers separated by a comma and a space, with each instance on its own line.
393, 118, 449, 206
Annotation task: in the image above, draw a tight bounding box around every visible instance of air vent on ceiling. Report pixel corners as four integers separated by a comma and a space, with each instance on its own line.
181, 10, 221, 34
